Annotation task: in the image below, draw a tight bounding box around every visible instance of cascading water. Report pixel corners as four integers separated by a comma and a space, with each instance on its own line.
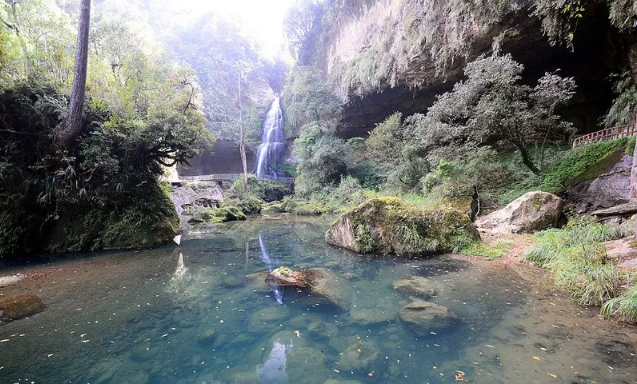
258, 234, 284, 304
256, 97, 285, 178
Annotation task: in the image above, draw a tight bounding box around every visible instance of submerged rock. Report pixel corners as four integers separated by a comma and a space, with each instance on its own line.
393, 276, 439, 298
0, 294, 44, 321
338, 340, 381, 372
287, 347, 327, 384
325, 197, 479, 256
398, 300, 457, 333
475, 191, 563, 234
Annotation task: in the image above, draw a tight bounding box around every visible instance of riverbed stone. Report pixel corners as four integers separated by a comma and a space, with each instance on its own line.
250, 306, 290, 333
308, 268, 351, 309
287, 347, 327, 384
325, 197, 479, 256
338, 341, 381, 372
399, 300, 457, 333
393, 276, 439, 298
0, 294, 44, 321
130, 344, 159, 362
196, 328, 216, 346
349, 307, 396, 326
475, 191, 563, 234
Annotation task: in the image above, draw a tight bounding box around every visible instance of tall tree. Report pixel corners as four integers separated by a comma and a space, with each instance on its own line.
238, 61, 248, 190
54, 0, 91, 149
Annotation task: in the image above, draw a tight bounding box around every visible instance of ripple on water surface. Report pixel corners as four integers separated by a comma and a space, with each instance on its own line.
0, 218, 636, 384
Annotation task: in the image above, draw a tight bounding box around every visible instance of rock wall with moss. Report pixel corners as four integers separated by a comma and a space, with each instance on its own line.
298, 0, 635, 137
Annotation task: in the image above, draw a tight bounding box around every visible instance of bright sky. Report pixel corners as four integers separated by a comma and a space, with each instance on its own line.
172, 0, 297, 62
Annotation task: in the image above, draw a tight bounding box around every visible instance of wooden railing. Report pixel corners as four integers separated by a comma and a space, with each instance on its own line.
573, 124, 637, 149
179, 173, 294, 184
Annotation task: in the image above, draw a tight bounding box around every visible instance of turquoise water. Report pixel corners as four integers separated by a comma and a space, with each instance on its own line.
0, 218, 636, 384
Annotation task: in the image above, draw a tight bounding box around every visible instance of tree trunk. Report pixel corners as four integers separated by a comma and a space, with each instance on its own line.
514, 141, 541, 175
628, 106, 637, 239
54, 0, 91, 150
237, 62, 249, 192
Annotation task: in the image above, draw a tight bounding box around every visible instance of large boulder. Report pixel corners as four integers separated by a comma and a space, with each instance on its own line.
475, 191, 563, 234
398, 300, 457, 333
325, 197, 480, 256
0, 294, 44, 321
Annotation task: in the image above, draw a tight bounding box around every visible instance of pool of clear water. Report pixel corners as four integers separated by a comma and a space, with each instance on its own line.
0, 217, 636, 384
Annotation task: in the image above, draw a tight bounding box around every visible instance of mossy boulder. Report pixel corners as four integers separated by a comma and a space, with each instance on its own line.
0, 294, 44, 321
325, 197, 480, 256
188, 207, 246, 224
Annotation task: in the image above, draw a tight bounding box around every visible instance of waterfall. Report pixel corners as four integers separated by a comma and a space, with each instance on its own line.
256, 97, 285, 178
258, 234, 284, 305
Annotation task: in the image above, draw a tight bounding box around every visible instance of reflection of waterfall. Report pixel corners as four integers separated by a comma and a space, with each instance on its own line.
166, 252, 195, 301
257, 341, 291, 384
256, 97, 285, 177
258, 234, 284, 305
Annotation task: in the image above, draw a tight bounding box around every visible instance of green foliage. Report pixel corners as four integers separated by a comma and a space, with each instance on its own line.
293, 122, 352, 196
601, 283, 637, 323
282, 66, 342, 133
414, 53, 576, 174
533, 0, 636, 46
603, 72, 637, 127
461, 240, 515, 260
540, 138, 633, 193
526, 219, 630, 306
227, 175, 293, 203
366, 112, 403, 165
0, 81, 209, 257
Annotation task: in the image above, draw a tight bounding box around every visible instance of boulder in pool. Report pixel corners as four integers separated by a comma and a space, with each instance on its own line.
0, 294, 44, 321
399, 299, 457, 333
325, 197, 479, 256
266, 267, 351, 309
393, 276, 439, 298
475, 191, 563, 234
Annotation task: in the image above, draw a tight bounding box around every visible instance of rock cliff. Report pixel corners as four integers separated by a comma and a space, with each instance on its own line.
303, 0, 628, 138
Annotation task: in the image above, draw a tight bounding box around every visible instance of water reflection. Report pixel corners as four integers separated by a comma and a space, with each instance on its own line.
257, 341, 291, 384
258, 234, 284, 304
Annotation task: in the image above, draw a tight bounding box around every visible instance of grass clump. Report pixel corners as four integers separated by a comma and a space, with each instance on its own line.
461, 240, 515, 260
526, 219, 629, 306
601, 283, 637, 323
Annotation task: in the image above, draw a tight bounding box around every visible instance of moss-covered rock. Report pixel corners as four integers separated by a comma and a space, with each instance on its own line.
189, 206, 247, 224
325, 197, 480, 256
45, 181, 179, 253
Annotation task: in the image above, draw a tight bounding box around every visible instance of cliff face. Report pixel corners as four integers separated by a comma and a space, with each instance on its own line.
311, 0, 626, 138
